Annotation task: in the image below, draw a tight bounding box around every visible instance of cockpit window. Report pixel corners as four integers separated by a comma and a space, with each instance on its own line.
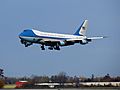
23, 29, 32, 32
24, 30, 28, 32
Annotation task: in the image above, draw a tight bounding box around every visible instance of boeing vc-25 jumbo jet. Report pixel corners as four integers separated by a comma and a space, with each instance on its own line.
19, 20, 105, 50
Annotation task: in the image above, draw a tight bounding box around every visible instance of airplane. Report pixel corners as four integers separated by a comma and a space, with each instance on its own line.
19, 20, 105, 50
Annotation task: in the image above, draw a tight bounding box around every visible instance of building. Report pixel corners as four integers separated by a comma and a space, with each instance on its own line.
80, 82, 120, 86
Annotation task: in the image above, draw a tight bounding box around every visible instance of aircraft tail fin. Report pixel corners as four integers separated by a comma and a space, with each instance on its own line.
74, 20, 88, 36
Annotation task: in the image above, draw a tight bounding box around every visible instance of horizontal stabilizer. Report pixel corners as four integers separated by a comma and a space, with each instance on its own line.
87, 36, 107, 40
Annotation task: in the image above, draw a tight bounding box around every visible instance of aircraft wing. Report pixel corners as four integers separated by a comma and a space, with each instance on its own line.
66, 38, 83, 41
40, 36, 106, 43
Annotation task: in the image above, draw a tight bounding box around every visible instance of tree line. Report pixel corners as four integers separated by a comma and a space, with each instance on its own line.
3, 72, 120, 84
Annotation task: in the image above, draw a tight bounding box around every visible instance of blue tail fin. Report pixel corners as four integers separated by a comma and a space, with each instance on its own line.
74, 20, 88, 36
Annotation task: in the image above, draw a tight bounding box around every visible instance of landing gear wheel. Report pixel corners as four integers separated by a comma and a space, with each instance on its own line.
56, 47, 60, 50
24, 42, 32, 47
48, 46, 53, 50
24, 42, 28, 47
54, 46, 60, 50
25, 44, 29, 47
41, 45, 45, 50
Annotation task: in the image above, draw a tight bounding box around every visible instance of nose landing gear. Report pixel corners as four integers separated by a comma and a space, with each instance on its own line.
20, 40, 32, 47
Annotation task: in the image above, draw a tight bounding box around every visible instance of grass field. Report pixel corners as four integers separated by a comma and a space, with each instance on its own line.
3, 84, 16, 89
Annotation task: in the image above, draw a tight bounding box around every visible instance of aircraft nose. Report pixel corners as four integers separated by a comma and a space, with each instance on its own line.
19, 29, 36, 39
19, 35, 23, 39
19, 32, 24, 39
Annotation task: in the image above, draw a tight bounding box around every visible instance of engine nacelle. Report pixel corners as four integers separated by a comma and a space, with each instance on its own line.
59, 41, 66, 46
86, 39, 92, 42
80, 39, 88, 45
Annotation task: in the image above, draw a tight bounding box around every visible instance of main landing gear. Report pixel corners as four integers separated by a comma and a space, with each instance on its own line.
40, 45, 60, 50
54, 45, 60, 50
48, 46, 53, 50
41, 45, 45, 50
48, 45, 60, 50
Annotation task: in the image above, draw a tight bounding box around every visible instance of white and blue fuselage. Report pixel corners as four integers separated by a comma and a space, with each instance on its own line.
19, 29, 85, 43
19, 20, 104, 50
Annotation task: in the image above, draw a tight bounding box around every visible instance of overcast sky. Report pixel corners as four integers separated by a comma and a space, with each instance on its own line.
0, 0, 120, 77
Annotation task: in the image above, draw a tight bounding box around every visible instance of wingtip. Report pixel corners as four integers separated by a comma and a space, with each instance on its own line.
103, 36, 108, 38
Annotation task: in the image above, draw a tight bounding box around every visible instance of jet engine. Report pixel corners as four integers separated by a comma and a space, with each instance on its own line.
59, 41, 66, 46
80, 39, 88, 45
80, 39, 92, 45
